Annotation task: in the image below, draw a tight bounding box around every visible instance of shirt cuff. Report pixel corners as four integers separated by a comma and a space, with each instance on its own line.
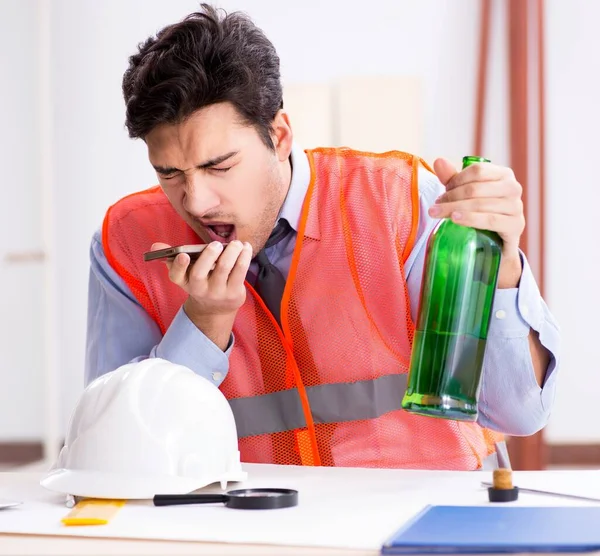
154, 306, 234, 387
485, 249, 560, 408
488, 252, 542, 339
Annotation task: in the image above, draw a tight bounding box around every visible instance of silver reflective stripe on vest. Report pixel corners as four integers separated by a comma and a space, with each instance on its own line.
229, 373, 409, 438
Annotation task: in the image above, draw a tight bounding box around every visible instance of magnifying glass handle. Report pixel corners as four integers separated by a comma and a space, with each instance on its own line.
153, 494, 228, 506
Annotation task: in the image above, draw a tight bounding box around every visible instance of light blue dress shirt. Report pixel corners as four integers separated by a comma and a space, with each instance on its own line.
85, 144, 560, 436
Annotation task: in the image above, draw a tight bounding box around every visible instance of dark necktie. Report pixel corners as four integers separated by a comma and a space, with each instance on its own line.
253, 219, 291, 326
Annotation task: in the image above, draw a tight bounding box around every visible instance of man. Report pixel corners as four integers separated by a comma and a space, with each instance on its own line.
86, 4, 560, 470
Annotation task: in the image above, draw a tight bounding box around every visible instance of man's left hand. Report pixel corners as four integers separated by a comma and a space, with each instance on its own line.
429, 157, 524, 289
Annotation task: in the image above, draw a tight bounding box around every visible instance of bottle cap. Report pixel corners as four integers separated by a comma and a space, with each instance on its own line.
488, 486, 519, 502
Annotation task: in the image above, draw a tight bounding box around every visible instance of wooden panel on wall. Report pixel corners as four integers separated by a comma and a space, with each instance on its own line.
337, 76, 423, 154
505, 0, 547, 471
282, 77, 423, 154
282, 83, 334, 148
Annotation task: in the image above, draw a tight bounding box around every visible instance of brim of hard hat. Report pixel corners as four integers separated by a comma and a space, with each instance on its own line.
40, 468, 248, 500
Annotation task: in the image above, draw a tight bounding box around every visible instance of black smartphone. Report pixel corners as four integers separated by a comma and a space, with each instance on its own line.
143, 244, 212, 262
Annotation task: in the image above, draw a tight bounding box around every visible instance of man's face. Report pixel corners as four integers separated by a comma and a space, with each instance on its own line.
146, 102, 293, 255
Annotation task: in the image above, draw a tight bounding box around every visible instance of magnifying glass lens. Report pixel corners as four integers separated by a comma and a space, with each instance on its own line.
235, 491, 282, 497
227, 488, 298, 509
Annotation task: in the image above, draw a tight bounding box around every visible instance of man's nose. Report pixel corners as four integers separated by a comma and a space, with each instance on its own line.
182, 174, 219, 216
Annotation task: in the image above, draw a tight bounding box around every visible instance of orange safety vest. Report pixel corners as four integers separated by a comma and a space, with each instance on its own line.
103, 147, 502, 470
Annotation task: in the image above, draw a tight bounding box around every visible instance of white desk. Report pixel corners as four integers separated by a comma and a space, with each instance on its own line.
0, 535, 369, 555
1, 464, 599, 555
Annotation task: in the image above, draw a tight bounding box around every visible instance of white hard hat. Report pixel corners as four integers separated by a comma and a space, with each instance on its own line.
40, 358, 247, 499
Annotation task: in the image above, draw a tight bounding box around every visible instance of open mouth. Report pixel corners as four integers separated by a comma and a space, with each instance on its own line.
205, 224, 236, 243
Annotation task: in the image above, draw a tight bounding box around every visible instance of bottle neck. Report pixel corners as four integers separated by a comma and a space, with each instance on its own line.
462, 155, 491, 169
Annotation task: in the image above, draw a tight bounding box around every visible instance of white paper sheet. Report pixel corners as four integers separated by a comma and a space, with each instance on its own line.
1, 466, 599, 550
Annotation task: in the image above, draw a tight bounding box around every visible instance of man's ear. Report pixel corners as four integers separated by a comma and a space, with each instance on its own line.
271, 109, 293, 161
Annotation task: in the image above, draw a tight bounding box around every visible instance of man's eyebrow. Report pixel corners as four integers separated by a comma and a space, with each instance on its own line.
152, 151, 239, 174
153, 164, 180, 174
198, 151, 238, 169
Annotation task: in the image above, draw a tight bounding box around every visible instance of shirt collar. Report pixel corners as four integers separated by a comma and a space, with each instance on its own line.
277, 142, 318, 239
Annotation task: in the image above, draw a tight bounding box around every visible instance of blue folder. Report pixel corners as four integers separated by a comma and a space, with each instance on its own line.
381, 505, 600, 554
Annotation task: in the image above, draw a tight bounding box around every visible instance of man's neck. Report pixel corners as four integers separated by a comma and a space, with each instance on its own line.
277, 156, 293, 220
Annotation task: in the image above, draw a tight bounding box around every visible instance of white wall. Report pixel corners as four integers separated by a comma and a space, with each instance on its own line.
1, 0, 589, 444
0, 0, 44, 439
543, 0, 600, 443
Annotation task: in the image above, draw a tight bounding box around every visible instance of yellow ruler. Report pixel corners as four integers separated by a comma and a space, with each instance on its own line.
61, 498, 126, 526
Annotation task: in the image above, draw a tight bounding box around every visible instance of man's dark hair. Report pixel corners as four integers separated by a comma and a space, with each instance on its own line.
122, 3, 283, 149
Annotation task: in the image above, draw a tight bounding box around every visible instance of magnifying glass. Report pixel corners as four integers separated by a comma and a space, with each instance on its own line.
153, 488, 298, 510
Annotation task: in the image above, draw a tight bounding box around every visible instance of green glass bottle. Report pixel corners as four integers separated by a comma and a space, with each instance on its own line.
401, 156, 503, 421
